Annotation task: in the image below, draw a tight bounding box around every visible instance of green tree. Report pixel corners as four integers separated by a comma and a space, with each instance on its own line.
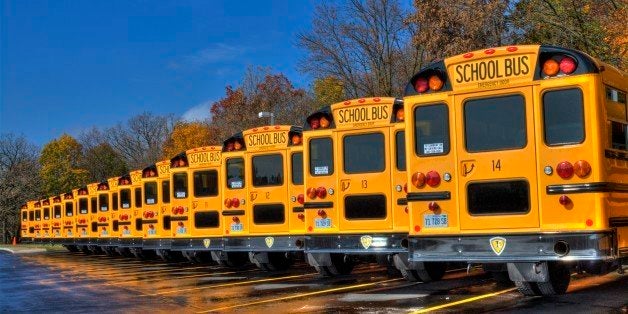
82, 143, 128, 182
39, 134, 89, 196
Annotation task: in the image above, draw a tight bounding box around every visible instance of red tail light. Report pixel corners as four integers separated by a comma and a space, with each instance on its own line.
231, 198, 240, 208
317, 209, 326, 217
316, 187, 327, 198
559, 56, 576, 74
559, 195, 571, 206
143, 211, 149, 219
414, 77, 428, 93
297, 213, 305, 220
412, 172, 426, 188
310, 119, 320, 129
297, 194, 304, 205
425, 171, 441, 187
224, 198, 233, 208
403, 183, 408, 193
148, 224, 154, 229
232, 217, 239, 223
306, 187, 317, 199
428, 202, 439, 211
574, 160, 591, 178
177, 206, 184, 214
556, 161, 574, 179
178, 222, 184, 227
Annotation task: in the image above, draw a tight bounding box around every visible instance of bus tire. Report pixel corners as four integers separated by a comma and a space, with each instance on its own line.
399, 268, 422, 282
414, 262, 446, 282
80, 246, 91, 254
515, 281, 541, 296
536, 262, 570, 296
262, 252, 293, 271
316, 254, 354, 276
223, 252, 249, 268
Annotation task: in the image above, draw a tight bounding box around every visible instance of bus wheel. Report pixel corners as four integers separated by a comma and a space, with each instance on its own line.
65, 245, 79, 252
412, 262, 446, 282
256, 252, 293, 271
223, 252, 250, 268
316, 254, 354, 277
514, 281, 541, 296
536, 262, 570, 295
103, 247, 117, 256
80, 246, 91, 254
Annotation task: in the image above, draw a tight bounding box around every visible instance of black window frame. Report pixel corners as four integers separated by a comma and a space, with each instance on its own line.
134, 188, 142, 208
342, 132, 386, 174
309, 137, 334, 176
193, 170, 219, 197
414, 103, 450, 157
542, 87, 586, 146
43, 207, 50, 220
173, 172, 188, 199
464, 94, 527, 153
119, 189, 132, 209
162, 180, 171, 204
90, 197, 97, 214
78, 198, 88, 214
291, 152, 303, 185
395, 131, 406, 171
226, 157, 245, 189
252, 153, 284, 187
65, 202, 74, 217
112, 193, 118, 211
98, 194, 109, 212
53, 205, 62, 218
144, 182, 158, 205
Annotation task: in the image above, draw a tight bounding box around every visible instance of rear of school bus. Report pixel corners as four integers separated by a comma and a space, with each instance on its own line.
32, 201, 43, 243
221, 126, 305, 271
74, 187, 90, 252
39, 198, 52, 244
115, 170, 145, 257
303, 97, 408, 276
403, 45, 627, 295
25, 201, 37, 243
50, 195, 64, 244
20, 204, 29, 243
85, 182, 101, 253
141, 161, 176, 260
95, 179, 118, 255
169, 147, 224, 263
61, 192, 79, 252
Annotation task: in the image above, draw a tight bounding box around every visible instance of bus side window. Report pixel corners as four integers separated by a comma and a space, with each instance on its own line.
91, 197, 97, 214
605, 86, 628, 150
396, 131, 406, 171
162, 180, 171, 204
112, 193, 119, 211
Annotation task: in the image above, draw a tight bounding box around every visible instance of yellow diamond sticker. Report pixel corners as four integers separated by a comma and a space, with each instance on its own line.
203, 239, 211, 248
360, 235, 373, 249
265, 237, 274, 248
489, 237, 506, 256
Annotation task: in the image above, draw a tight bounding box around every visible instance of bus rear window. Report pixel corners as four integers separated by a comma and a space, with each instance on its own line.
99, 194, 108, 211
79, 199, 88, 214
43, 207, 50, 220
35, 210, 41, 221
543, 88, 585, 145
22, 211, 27, 221
309, 138, 333, 176
65, 202, 73, 217
162, 180, 170, 204
414, 104, 450, 156
120, 189, 131, 209
253, 154, 283, 187
173, 173, 188, 199
465, 95, 526, 152
343, 133, 385, 174
226, 158, 244, 189
291, 152, 303, 185
53, 205, 61, 218
194, 170, 218, 197
144, 182, 158, 205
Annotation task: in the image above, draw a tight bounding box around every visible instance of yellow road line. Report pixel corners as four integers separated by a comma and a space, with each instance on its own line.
411, 287, 517, 314
197, 278, 403, 313
143, 273, 316, 297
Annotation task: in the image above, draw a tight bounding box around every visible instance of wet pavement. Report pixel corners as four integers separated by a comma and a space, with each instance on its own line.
0, 250, 626, 313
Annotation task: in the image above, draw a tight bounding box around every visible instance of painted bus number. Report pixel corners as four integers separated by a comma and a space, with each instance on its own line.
492, 159, 501, 171
361, 180, 367, 189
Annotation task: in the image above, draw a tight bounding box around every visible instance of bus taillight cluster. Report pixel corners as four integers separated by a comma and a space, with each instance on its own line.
555, 160, 591, 179
224, 197, 241, 208
414, 74, 444, 93
542, 55, 577, 77
306, 186, 328, 199
411, 170, 441, 188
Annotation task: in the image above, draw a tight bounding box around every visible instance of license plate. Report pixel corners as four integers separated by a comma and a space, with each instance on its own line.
314, 218, 332, 229
230, 223, 243, 232
423, 214, 448, 228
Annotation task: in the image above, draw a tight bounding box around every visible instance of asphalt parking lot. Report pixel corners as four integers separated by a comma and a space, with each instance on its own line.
0, 250, 626, 313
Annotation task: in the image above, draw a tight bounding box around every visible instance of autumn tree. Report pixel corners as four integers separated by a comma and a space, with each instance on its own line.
0, 134, 41, 242
106, 112, 175, 170
209, 67, 316, 142
297, 0, 425, 98
39, 134, 88, 197
511, 0, 627, 68
162, 121, 214, 158
313, 76, 346, 106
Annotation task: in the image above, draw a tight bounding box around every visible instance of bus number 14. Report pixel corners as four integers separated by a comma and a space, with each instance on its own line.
492, 159, 501, 171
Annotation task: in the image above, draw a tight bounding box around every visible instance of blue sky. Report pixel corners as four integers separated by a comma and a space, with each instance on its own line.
0, 0, 315, 145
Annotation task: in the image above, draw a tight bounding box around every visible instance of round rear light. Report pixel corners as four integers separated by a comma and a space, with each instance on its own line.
291, 134, 302, 145
574, 160, 591, 178
543, 59, 560, 76
316, 187, 327, 198
317, 209, 326, 217
395, 108, 404, 121
425, 171, 441, 187
232, 217, 239, 223
224, 198, 233, 208
428, 75, 444, 91
556, 161, 574, 179
150, 211, 155, 218
231, 198, 240, 208
559, 56, 577, 74
414, 77, 428, 93
559, 195, 571, 206
306, 187, 317, 199
143, 212, 149, 219
178, 222, 184, 227
149, 224, 154, 229
297, 213, 305, 220
319, 116, 331, 128
412, 172, 426, 188
428, 202, 439, 211
297, 194, 304, 205
310, 119, 320, 129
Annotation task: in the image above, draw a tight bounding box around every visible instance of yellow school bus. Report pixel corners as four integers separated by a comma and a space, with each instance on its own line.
169, 146, 224, 263
39, 198, 52, 244
141, 160, 177, 260
32, 200, 43, 242
94, 179, 118, 255
74, 186, 91, 252
115, 170, 145, 257
19, 204, 29, 242
61, 191, 79, 251
303, 97, 408, 276
220, 125, 304, 270
25, 201, 38, 243
402, 45, 627, 295
84, 182, 101, 253
50, 195, 64, 243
